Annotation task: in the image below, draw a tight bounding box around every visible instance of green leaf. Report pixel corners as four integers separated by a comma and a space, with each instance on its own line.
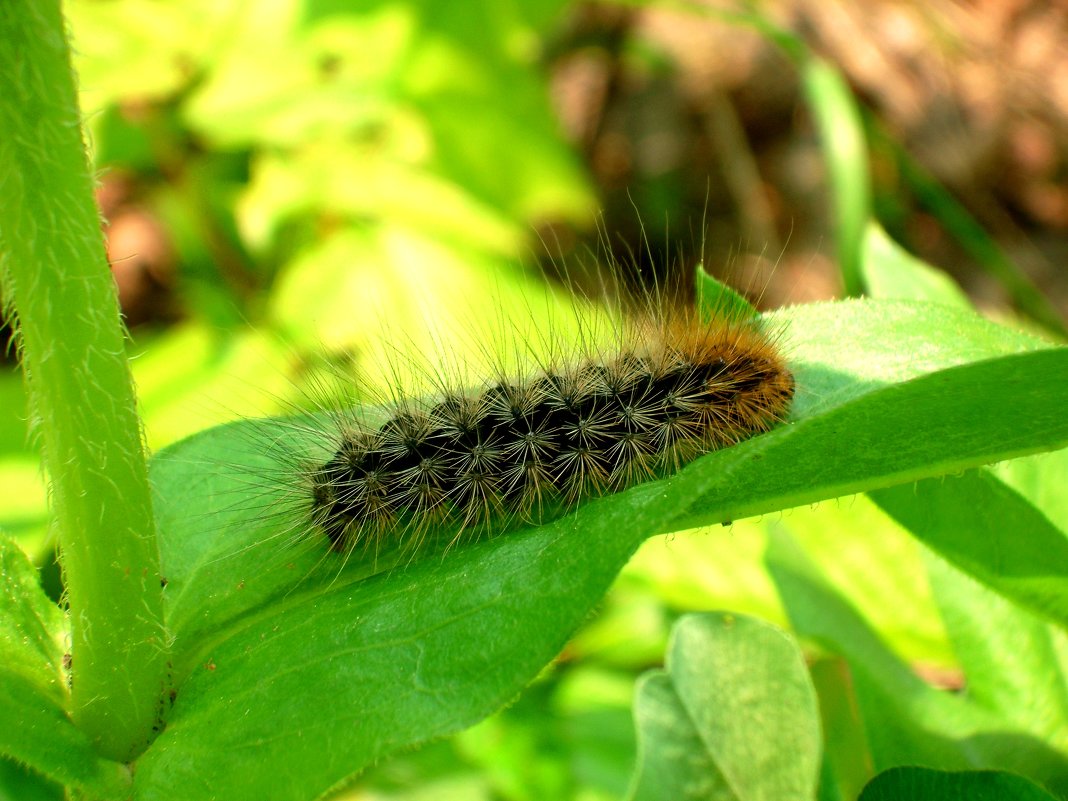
860, 235, 1068, 627
772, 298, 1047, 420
871, 470, 1068, 628
151, 300, 1063, 658
922, 554, 1068, 748
135, 490, 656, 801
695, 264, 758, 323
861, 223, 971, 309
859, 767, 1058, 801
66, 0, 229, 112
628, 612, 821, 801
801, 58, 871, 296
139, 299, 1068, 798
267, 226, 570, 363
184, 2, 593, 232
767, 532, 1068, 794
767, 530, 972, 769
670, 324, 1068, 532
620, 492, 952, 668
0, 758, 63, 801
995, 449, 1068, 533
0, 535, 130, 799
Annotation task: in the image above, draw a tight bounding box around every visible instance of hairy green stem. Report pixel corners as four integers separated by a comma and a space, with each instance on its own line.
0, 1, 169, 762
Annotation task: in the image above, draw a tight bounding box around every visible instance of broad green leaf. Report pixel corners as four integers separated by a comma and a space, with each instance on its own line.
135, 488, 656, 801
862, 222, 1068, 634
0, 535, 130, 798
140, 299, 1068, 798
773, 299, 1047, 419
994, 448, 1068, 535
859, 766, 1057, 801
152, 300, 1063, 657
871, 471, 1068, 628
267, 225, 576, 369
767, 532, 1068, 794
630, 672, 726, 799
861, 223, 971, 309
772, 497, 947, 663
186, 2, 594, 234
628, 613, 820, 801
671, 342, 1068, 533
768, 531, 974, 769
179, 1, 341, 148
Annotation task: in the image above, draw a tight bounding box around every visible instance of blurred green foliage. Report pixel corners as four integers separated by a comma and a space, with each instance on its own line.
3, 0, 598, 554
3, 2, 1068, 800
68, 0, 595, 327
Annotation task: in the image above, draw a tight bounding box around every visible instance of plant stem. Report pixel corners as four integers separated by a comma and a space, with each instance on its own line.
0, 1, 169, 762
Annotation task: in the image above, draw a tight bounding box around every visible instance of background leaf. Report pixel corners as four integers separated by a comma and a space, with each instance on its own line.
136, 297, 1068, 798
860, 223, 971, 309
628, 612, 821, 801
135, 481, 659, 801
801, 57, 871, 296
859, 766, 1058, 801
871, 473, 1068, 628
922, 553, 1068, 748
767, 531, 1068, 797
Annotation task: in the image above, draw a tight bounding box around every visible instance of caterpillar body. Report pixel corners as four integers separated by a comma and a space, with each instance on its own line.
303, 289, 794, 559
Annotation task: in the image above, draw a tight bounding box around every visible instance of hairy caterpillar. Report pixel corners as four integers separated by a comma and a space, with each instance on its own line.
261, 264, 797, 566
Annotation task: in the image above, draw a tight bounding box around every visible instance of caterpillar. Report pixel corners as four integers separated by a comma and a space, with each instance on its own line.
292, 270, 795, 563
